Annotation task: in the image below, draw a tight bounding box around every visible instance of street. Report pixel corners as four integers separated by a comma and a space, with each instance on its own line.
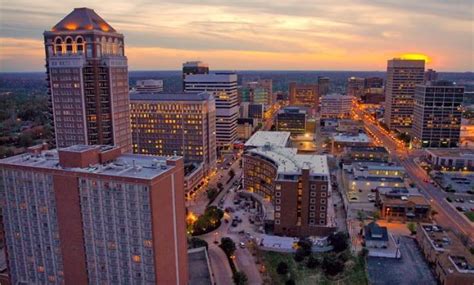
355, 107, 474, 241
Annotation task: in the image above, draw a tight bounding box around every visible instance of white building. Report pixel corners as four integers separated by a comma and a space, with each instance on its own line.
135, 79, 163, 93
184, 73, 239, 148
320, 94, 354, 118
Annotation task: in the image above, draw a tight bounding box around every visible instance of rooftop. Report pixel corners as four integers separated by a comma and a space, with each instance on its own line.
248, 146, 329, 176
183, 61, 209, 68
184, 73, 237, 82
364, 222, 388, 242
245, 131, 290, 148
0, 145, 180, 180
349, 146, 389, 153
50, 8, 116, 33
333, 132, 372, 143
130, 91, 213, 102
426, 148, 474, 158
188, 247, 213, 285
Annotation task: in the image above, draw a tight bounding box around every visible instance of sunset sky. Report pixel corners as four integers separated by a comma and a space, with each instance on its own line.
0, 0, 473, 72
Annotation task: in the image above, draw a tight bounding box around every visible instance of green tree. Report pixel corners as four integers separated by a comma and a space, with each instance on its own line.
276, 261, 289, 275
207, 188, 218, 200
285, 279, 295, 285
294, 248, 305, 262
17, 133, 33, 147
407, 222, 417, 235
220, 237, 236, 257
188, 237, 208, 250
217, 182, 224, 190
233, 271, 248, 285
297, 238, 313, 257
228, 169, 235, 178
306, 255, 319, 269
328, 232, 349, 253
322, 254, 344, 276
372, 211, 380, 221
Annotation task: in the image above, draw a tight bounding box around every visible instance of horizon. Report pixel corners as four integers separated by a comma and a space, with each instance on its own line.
1, 1, 473, 72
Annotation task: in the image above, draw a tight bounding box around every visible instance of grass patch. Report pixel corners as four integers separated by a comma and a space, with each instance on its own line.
261, 251, 367, 285
464, 211, 474, 222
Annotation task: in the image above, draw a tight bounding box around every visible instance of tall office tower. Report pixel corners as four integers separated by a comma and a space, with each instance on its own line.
240, 81, 269, 105
258, 79, 274, 105
184, 73, 238, 148
276, 107, 307, 135
384, 58, 425, 132
182, 61, 209, 89
318, 76, 330, 96
130, 92, 217, 174
362, 77, 385, 104
347, 77, 365, 97
43, 8, 132, 153
412, 81, 464, 148
289, 82, 319, 110
0, 145, 187, 284
135, 79, 164, 93
424, 69, 438, 82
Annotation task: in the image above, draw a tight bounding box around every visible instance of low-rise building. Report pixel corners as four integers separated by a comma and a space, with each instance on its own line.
363, 222, 388, 248
332, 132, 372, 153
336, 119, 364, 134
376, 187, 431, 222
244, 131, 290, 149
237, 118, 256, 140
344, 163, 406, 192
417, 224, 474, 285
345, 146, 390, 162
425, 148, 474, 171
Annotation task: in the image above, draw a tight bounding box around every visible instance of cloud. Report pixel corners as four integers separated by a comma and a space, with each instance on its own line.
0, 0, 472, 71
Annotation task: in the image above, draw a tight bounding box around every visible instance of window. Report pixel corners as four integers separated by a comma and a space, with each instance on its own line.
321, 192, 327, 197
309, 219, 315, 224
275, 191, 281, 197
321, 199, 326, 204
132, 255, 141, 263
310, 184, 316, 190
275, 213, 280, 218
320, 206, 326, 211
320, 220, 325, 225
320, 213, 326, 218
309, 205, 315, 211
310, 198, 316, 204
275, 219, 280, 225
309, 212, 315, 218
310, 192, 316, 197
321, 185, 327, 190
275, 199, 281, 204
275, 184, 281, 190
275, 206, 281, 211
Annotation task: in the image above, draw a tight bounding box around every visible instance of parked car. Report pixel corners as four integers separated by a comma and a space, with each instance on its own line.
239, 242, 246, 248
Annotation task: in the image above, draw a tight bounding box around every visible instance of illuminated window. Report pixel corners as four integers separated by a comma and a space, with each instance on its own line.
132, 255, 141, 263
143, 240, 153, 247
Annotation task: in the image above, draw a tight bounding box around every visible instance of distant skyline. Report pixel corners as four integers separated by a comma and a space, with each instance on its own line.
0, 0, 473, 72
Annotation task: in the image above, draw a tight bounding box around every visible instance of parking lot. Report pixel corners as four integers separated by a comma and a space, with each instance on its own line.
435, 171, 474, 194
367, 236, 436, 285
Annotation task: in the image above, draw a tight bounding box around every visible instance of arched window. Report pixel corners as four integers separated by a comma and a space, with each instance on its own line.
55, 38, 63, 54
65, 37, 73, 53
76, 37, 84, 54
101, 37, 107, 55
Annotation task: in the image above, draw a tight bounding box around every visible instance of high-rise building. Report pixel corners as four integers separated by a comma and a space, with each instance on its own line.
243, 132, 335, 237
258, 79, 274, 105
318, 76, 330, 96
135, 79, 163, 93
384, 58, 425, 132
424, 69, 438, 82
184, 73, 238, 148
320, 94, 354, 119
347, 77, 365, 97
0, 145, 187, 284
364, 77, 384, 89
276, 107, 307, 135
289, 82, 319, 110
240, 81, 269, 105
412, 81, 464, 148
43, 8, 132, 153
182, 61, 209, 89
130, 92, 217, 173
362, 77, 385, 104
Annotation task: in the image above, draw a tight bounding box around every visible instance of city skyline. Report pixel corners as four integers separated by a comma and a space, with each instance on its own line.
1, 0, 473, 72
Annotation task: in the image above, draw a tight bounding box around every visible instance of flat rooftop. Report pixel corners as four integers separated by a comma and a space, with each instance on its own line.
0, 145, 179, 180
333, 133, 371, 143
245, 131, 291, 148
426, 148, 474, 158
349, 146, 388, 153
188, 247, 213, 285
130, 91, 212, 102
184, 73, 237, 82
248, 146, 329, 176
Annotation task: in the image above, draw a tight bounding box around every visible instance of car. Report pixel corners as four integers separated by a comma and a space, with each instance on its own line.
350, 197, 358, 201
469, 200, 474, 204
231, 221, 238, 227
239, 242, 246, 248
455, 206, 464, 212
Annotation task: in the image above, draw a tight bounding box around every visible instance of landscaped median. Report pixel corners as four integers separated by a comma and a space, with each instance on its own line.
465, 211, 474, 222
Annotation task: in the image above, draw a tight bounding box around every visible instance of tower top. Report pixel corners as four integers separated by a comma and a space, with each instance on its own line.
51, 7, 116, 33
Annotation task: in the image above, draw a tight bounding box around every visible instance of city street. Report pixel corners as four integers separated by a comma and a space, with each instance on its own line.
355, 107, 474, 241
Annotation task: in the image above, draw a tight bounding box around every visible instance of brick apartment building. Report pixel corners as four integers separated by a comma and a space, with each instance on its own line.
0, 145, 187, 284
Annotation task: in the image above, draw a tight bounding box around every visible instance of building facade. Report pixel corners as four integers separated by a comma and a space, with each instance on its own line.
182, 61, 209, 89
412, 81, 464, 148
0, 145, 187, 285
184, 73, 238, 148
43, 8, 132, 153
384, 58, 425, 132
289, 83, 319, 110
135, 79, 163, 93
276, 107, 307, 135
320, 94, 354, 119
130, 92, 217, 174
240, 81, 270, 105
318, 77, 330, 96
347, 77, 365, 97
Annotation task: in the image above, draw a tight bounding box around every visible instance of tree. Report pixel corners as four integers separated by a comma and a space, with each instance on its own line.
188, 237, 208, 250
306, 255, 319, 269
285, 279, 295, 285
322, 254, 344, 276
430, 209, 438, 220
276, 261, 289, 275
328, 232, 349, 253
228, 169, 235, 178
233, 271, 248, 285
17, 133, 33, 147
297, 238, 313, 257
294, 248, 305, 262
217, 182, 224, 190
372, 211, 380, 221
357, 210, 366, 227
207, 188, 218, 200
407, 222, 416, 235
220, 237, 236, 257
